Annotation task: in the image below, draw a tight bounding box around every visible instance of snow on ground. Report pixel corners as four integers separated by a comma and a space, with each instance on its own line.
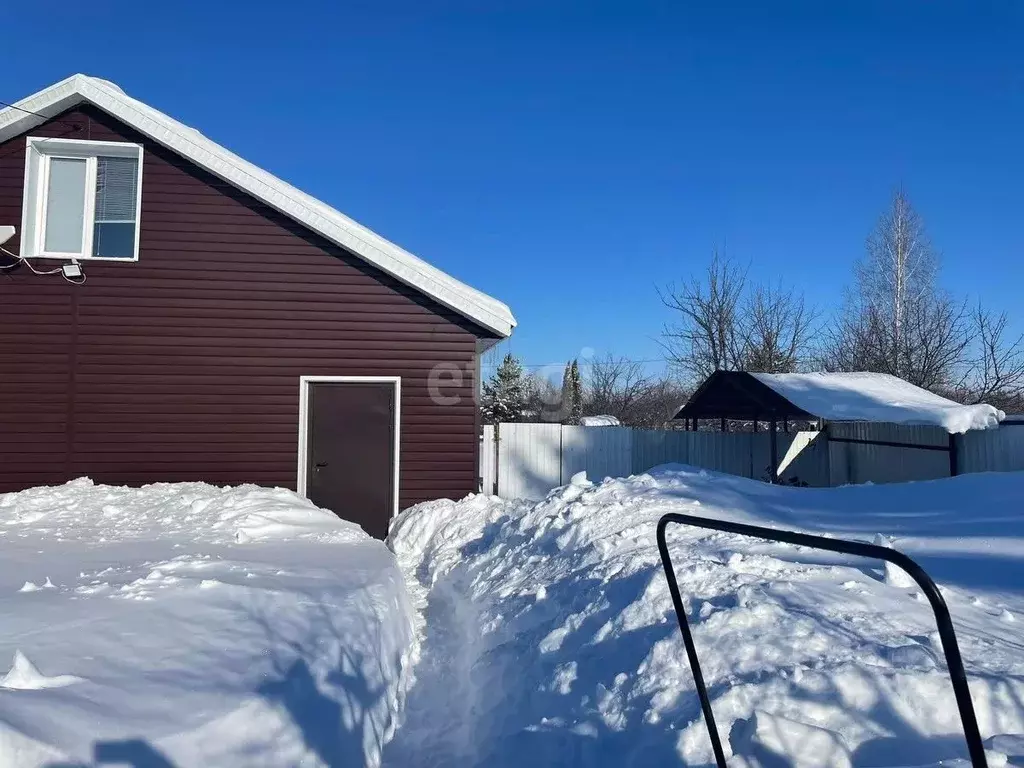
0, 479, 416, 767
385, 467, 1024, 767
7, 469, 1024, 767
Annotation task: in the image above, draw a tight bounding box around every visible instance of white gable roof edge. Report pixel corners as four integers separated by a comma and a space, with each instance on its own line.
0, 74, 515, 338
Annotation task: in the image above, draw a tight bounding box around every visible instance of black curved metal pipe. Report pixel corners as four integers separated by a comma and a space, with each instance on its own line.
656, 511, 987, 768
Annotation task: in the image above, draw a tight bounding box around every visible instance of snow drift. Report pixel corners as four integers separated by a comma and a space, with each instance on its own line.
386, 467, 1024, 767
0, 479, 416, 767
7, 469, 1024, 766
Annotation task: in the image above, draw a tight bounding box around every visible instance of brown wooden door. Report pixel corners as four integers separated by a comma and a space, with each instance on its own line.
306, 381, 397, 539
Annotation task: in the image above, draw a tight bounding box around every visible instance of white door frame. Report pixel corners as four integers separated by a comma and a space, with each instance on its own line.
296, 375, 402, 520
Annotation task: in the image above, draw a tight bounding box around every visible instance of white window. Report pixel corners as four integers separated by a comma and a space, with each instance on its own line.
20, 137, 144, 261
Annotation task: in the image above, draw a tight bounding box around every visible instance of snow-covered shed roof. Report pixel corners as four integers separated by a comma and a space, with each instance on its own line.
579, 415, 621, 427
673, 371, 1004, 433
0, 75, 516, 340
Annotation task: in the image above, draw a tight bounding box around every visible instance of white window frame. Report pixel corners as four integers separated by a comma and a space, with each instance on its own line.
296, 375, 402, 521
20, 136, 144, 262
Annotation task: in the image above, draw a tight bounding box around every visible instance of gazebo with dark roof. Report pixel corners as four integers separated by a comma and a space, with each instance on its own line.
674, 370, 1002, 432
672, 371, 815, 429
672, 370, 1005, 483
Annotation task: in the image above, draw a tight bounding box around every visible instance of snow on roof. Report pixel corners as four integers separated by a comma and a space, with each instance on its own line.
579, 415, 621, 426
751, 371, 1004, 433
0, 75, 515, 340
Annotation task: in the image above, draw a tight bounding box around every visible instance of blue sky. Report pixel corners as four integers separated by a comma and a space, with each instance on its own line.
4, 1, 1022, 378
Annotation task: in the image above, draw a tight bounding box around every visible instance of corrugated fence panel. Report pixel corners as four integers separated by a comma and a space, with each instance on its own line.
958, 426, 1024, 473
690, 432, 755, 478
496, 423, 562, 500
481, 425, 496, 495
828, 422, 949, 486
632, 430, 692, 473
480, 422, 1024, 501
561, 426, 634, 484
750, 433, 773, 482
778, 431, 830, 486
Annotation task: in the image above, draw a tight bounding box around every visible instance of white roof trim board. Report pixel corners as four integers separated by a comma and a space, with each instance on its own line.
751, 372, 1004, 434
0, 74, 516, 339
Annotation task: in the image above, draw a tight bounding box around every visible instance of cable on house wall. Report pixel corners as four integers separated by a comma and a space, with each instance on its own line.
1, 245, 61, 275
0, 245, 86, 284
0, 246, 28, 271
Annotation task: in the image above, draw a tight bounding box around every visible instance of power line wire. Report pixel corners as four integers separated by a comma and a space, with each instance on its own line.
0, 100, 81, 129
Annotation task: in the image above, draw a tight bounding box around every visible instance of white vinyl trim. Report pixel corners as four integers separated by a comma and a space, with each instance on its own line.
0, 75, 515, 337
20, 136, 144, 261
296, 375, 401, 522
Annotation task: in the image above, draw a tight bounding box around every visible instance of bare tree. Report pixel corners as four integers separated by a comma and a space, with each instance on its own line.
659, 251, 746, 381
859, 187, 939, 369
957, 304, 1024, 408
586, 356, 651, 419
634, 377, 691, 428
739, 283, 818, 373
820, 292, 893, 374
583, 355, 689, 428
900, 294, 971, 392
821, 188, 972, 390
523, 372, 565, 423
660, 251, 816, 382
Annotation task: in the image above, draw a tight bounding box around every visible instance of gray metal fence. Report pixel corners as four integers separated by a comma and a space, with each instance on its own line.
481, 424, 830, 499
480, 422, 1024, 500
827, 422, 951, 486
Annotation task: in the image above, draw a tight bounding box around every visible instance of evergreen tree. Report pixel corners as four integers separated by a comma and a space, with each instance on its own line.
481, 353, 527, 424
560, 358, 584, 424
560, 361, 576, 424
569, 359, 583, 424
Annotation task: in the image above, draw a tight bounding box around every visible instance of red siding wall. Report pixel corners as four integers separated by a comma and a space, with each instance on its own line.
0, 106, 489, 507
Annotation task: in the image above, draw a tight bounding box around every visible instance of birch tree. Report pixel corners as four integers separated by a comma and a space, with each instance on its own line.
858, 187, 940, 377
822, 188, 971, 390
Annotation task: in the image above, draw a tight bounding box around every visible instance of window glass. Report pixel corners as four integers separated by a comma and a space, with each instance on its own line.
43, 157, 87, 253
25, 139, 143, 260
93, 156, 138, 258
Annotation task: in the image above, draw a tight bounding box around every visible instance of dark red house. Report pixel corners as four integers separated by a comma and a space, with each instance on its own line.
0, 75, 515, 538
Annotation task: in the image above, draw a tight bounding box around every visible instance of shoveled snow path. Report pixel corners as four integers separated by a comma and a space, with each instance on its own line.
384, 468, 1024, 767
385, 572, 486, 764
